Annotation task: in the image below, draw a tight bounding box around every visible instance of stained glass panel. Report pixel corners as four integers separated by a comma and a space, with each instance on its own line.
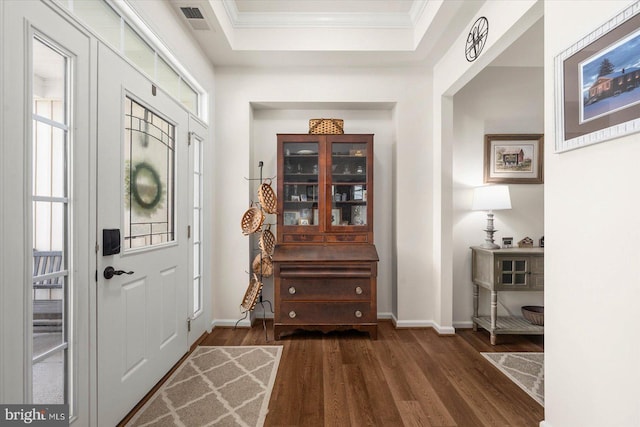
124, 97, 175, 250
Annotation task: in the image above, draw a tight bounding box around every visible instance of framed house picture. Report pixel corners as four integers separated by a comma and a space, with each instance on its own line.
555, 1, 640, 152
484, 134, 544, 184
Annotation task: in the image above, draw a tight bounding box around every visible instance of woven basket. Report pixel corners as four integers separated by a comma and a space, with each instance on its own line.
521, 305, 544, 326
240, 274, 263, 312
252, 253, 273, 278
241, 205, 264, 235
309, 118, 344, 134
259, 225, 276, 256
258, 179, 278, 214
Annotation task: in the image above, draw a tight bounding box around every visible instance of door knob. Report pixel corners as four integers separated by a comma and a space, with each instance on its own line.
103, 266, 134, 279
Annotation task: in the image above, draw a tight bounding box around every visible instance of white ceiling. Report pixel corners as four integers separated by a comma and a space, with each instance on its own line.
167, 0, 542, 69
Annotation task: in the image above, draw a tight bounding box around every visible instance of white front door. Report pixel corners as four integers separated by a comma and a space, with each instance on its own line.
96, 45, 189, 426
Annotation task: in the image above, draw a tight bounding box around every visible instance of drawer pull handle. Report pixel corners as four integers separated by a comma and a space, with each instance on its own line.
354, 310, 362, 318
289, 311, 297, 319
288, 286, 296, 295
355, 286, 363, 295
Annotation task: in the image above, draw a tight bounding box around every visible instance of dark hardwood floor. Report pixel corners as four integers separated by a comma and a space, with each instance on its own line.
200, 320, 544, 427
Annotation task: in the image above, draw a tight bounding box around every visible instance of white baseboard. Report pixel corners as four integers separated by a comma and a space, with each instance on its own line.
377, 312, 394, 320
453, 320, 474, 329
539, 421, 552, 427
394, 319, 456, 335
212, 314, 457, 336
211, 318, 251, 328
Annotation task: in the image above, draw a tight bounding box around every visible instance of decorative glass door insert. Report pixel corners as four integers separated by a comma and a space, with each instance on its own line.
282, 141, 319, 227
330, 142, 368, 227
124, 97, 175, 249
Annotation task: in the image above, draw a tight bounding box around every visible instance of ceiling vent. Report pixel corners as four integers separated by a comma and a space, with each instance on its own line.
180, 7, 211, 31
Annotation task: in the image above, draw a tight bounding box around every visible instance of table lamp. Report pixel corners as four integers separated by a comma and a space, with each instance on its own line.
472, 185, 511, 249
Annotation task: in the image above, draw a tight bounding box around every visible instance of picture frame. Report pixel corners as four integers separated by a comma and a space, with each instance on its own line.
352, 185, 364, 201
350, 205, 366, 226
555, 1, 640, 152
484, 134, 544, 184
283, 211, 299, 226
300, 208, 312, 221
306, 185, 315, 201
331, 208, 342, 226
502, 237, 513, 248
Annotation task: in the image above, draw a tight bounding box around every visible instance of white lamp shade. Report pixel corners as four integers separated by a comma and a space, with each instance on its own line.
472, 185, 512, 211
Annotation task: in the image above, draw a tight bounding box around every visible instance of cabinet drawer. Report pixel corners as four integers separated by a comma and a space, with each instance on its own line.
282, 234, 324, 243
325, 234, 368, 243
278, 301, 374, 324
281, 278, 370, 301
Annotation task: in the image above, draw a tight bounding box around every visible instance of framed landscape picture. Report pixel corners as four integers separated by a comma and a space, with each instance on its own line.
555, 1, 640, 152
484, 134, 544, 184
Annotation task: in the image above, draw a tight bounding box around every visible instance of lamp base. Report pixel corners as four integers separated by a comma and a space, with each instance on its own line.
480, 240, 501, 249
480, 212, 500, 249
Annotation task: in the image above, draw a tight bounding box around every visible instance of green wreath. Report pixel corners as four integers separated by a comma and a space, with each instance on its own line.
130, 162, 163, 211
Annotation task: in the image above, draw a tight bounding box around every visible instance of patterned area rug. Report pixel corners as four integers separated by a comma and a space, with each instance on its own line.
126, 346, 282, 426
481, 352, 544, 406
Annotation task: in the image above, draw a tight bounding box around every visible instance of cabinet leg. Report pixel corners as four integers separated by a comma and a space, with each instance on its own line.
473, 284, 479, 317
490, 290, 498, 330
473, 322, 478, 332
490, 334, 496, 345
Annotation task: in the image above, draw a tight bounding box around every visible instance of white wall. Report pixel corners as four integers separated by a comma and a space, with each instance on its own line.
452, 66, 544, 326
213, 67, 434, 326
544, 1, 640, 426
432, 0, 542, 331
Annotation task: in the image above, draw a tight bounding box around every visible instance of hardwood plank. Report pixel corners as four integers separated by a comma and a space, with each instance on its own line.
322, 337, 352, 426
398, 329, 483, 427
344, 333, 404, 426
376, 326, 457, 426
397, 401, 433, 427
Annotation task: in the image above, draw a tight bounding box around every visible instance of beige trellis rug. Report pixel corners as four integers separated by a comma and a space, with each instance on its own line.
482, 352, 544, 406
126, 346, 282, 427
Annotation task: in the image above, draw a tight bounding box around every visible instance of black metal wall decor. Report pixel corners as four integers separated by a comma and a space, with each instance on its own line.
465, 16, 489, 62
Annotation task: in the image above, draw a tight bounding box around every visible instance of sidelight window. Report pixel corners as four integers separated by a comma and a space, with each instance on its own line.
31, 36, 69, 406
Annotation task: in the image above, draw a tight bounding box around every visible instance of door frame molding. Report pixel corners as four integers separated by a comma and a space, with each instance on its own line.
1, 2, 95, 423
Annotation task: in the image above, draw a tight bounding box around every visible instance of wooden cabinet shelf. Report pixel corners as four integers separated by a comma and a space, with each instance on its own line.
274, 134, 377, 339
470, 246, 544, 345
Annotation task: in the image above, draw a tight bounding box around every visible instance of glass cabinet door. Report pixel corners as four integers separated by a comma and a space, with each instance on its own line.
329, 141, 368, 228
500, 258, 529, 286
282, 141, 320, 228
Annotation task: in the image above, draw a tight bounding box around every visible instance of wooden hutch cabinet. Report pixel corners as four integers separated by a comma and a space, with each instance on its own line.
273, 134, 378, 339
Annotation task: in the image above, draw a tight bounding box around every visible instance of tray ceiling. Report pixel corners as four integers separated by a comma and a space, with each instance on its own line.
167, 0, 541, 68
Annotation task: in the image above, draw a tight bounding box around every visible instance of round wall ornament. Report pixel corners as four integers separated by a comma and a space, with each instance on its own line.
465, 16, 489, 62
131, 162, 163, 211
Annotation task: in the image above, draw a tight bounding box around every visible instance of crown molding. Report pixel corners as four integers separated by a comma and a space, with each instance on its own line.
221, 0, 425, 29
408, 0, 429, 25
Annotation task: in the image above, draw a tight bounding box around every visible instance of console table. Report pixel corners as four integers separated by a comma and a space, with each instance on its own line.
470, 246, 544, 344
